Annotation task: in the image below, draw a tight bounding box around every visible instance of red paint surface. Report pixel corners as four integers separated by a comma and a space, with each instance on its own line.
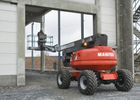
70, 46, 117, 71
72, 72, 80, 81
100, 72, 118, 80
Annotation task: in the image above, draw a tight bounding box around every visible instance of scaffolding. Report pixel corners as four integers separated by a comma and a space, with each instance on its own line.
133, 0, 140, 70
133, 0, 140, 54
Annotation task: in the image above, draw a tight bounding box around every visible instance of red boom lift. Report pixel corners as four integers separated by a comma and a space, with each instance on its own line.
56, 34, 133, 95
28, 33, 133, 95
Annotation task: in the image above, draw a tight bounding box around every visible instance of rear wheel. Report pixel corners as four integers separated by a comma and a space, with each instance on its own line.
57, 69, 71, 89
78, 70, 98, 95
115, 69, 133, 91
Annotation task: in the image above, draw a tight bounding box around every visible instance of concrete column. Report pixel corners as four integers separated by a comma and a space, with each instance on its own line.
41, 16, 45, 72
93, 15, 97, 34
17, 3, 25, 86
31, 22, 34, 70
116, 0, 134, 77
95, 0, 101, 34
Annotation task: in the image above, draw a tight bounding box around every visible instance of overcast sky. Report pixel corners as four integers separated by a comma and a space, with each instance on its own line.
25, 10, 93, 57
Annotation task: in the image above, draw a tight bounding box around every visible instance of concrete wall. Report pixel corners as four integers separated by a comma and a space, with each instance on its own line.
100, 0, 116, 48
2, 0, 97, 14
67, 0, 95, 4
0, 2, 17, 86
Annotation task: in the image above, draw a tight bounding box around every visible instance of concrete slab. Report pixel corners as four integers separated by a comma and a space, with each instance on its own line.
0, 70, 139, 100
0, 75, 16, 86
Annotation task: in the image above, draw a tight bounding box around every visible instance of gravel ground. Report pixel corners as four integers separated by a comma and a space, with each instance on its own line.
0, 70, 140, 100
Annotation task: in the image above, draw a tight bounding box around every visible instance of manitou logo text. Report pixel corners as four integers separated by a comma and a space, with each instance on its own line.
98, 53, 114, 57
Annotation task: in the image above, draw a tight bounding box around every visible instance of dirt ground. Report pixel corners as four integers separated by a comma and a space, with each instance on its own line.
0, 70, 140, 100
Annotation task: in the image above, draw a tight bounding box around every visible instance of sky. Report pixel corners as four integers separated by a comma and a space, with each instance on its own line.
25, 10, 93, 57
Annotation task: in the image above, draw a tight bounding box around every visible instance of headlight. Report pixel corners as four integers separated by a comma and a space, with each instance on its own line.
83, 42, 87, 47
73, 54, 77, 60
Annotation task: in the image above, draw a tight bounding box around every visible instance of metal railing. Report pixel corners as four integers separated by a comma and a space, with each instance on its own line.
27, 34, 53, 48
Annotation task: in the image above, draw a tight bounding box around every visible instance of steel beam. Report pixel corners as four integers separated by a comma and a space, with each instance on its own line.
31, 22, 34, 70
58, 11, 61, 70
81, 13, 84, 39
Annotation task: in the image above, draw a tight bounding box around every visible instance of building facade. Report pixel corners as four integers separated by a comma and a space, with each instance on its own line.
0, 0, 133, 86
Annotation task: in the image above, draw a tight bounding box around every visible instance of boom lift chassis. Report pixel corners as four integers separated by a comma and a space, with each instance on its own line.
28, 34, 133, 95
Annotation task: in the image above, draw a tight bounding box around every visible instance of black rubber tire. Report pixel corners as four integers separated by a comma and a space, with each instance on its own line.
57, 69, 71, 89
115, 69, 133, 91
78, 70, 98, 95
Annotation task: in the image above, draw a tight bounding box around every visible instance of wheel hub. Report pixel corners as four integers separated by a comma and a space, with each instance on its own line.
83, 80, 87, 86
58, 74, 63, 85
80, 76, 87, 90
117, 75, 124, 86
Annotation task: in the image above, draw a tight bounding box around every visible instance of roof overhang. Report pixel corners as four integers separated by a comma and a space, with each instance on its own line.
26, 5, 51, 25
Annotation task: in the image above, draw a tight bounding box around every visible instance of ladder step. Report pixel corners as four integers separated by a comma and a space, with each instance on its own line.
133, 27, 140, 39
133, 5, 140, 23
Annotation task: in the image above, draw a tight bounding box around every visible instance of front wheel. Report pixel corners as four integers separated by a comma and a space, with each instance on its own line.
115, 69, 133, 91
78, 70, 98, 95
57, 69, 71, 89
